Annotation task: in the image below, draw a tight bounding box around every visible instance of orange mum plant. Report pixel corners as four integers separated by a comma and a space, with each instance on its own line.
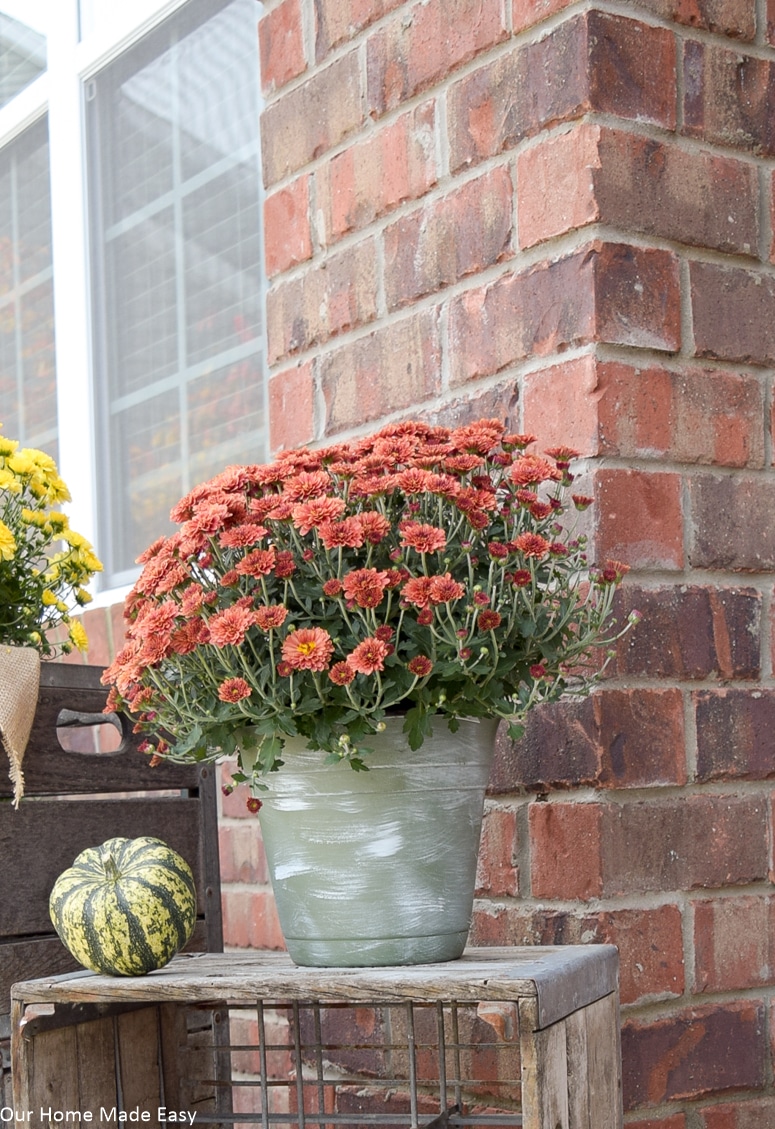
102, 418, 637, 789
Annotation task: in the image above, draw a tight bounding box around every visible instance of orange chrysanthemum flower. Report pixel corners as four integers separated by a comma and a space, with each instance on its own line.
347, 636, 390, 675
218, 677, 252, 702
208, 605, 257, 647
428, 573, 465, 604
342, 568, 389, 609
509, 455, 562, 487
400, 521, 447, 554
281, 627, 334, 671
255, 604, 288, 630
512, 532, 550, 558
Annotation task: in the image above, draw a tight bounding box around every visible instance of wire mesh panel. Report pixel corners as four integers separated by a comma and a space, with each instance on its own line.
189, 998, 523, 1128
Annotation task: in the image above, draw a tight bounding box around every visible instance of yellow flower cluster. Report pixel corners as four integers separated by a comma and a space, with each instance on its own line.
0, 426, 103, 657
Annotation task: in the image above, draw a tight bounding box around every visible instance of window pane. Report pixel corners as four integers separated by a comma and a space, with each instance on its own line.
189, 356, 264, 484
0, 116, 57, 459
183, 166, 262, 365
110, 392, 182, 574
89, 0, 266, 586
106, 211, 178, 398
0, 11, 46, 110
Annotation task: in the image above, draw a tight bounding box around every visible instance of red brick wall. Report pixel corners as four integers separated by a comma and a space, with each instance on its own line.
78, 0, 775, 1121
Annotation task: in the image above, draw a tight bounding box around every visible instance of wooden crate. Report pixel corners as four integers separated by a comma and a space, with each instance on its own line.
0, 663, 223, 1106
11, 947, 623, 1129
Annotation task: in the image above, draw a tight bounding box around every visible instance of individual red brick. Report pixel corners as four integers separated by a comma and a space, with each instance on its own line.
621, 1117, 686, 1129
612, 586, 761, 681
470, 903, 685, 1005
690, 261, 775, 365
517, 124, 600, 248
259, 0, 305, 93
518, 122, 758, 254
694, 896, 775, 993
594, 242, 681, 353
521, 355, 602, 457
366, 0, 508, 118
263, 176, 312, 278
79, 607, 111, 667
529, 801, 604, 899
640, 0, 755, 39
316, 101, 436, 246
448, 242, 680, 385
475, 804, 519, 897
597, 689, 686, 789
319, 310, 442, 433
314, 0, 404, 60
702, 1099, 775, 1128
524, 358, 764, 468
266, 239, 377, 363
512, 0, 574, 31
268, 361, 314, 453
593, 467, 684, 570
218, 823, 270, 885
221, 887, 285, 950
601, 795, 769, 896
449, 12, 674, 171
261, 52, 363, 186
599, 361, 763, 467
683, 40, 775, 156
695, 690, 775, 782
688, 474, 775, 570
384, 168, 513, 310
109, 600, 127, 655
621, 1003, 765, 1109
490, 697, 599, 793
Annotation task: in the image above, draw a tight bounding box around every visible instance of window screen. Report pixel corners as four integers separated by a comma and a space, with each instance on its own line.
0, 115, 57, 459
87, 0, 265, 587
0, 12, 46, 110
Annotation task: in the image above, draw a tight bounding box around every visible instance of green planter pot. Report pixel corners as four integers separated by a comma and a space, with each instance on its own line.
257, 715, 498, 967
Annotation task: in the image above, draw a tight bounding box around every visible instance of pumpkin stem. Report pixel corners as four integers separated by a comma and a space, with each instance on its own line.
103, 853, 121, 881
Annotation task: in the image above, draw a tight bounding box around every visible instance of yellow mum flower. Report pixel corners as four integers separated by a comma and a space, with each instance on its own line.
0, 436, 19, 457
21, 508, 48, 527
62, 528, 89, 549
0, 520, 16, 560
69, 621, 89, 652
44, 474, 71, 504
7, 451, 36, 476
41, 589, 58, 606
0, 468, 22, 494
78, 549, 103, 573
45, 511, 69, 531
75, 587, 93, 605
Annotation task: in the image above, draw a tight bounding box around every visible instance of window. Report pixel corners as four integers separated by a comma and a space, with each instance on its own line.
0, 11, 46, 108
0, 115, 57, 459
0, 0, 266, 594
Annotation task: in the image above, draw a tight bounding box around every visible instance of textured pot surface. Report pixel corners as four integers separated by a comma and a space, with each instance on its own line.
257, 715, 497, 967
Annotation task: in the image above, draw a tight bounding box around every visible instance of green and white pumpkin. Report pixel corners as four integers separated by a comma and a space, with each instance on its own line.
49, 836, 197, 976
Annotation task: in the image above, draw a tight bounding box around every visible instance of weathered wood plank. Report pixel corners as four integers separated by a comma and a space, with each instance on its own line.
519, 998, 570, 1129
116, 1008, 163, 1118
75, 1016, 118, 1113
584, 991, 623, 1129
564, 1005, 590, 1129
0, 796, 205, 936
26, 1025, 81, 1124
11, 947, 620, 1017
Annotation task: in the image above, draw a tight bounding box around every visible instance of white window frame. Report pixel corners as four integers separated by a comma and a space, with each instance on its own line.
0, 0, 265, 607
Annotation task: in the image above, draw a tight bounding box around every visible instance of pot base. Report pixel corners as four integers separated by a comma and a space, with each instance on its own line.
285, 930, 468, 968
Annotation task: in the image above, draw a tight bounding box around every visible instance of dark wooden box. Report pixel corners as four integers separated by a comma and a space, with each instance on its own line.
0, 663, 222, 1104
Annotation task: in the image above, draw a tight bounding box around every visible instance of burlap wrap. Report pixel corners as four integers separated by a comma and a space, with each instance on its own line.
0, 645, 40, 807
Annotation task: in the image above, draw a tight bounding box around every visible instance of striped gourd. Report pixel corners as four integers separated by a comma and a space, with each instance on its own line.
49, 836, 196, 976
